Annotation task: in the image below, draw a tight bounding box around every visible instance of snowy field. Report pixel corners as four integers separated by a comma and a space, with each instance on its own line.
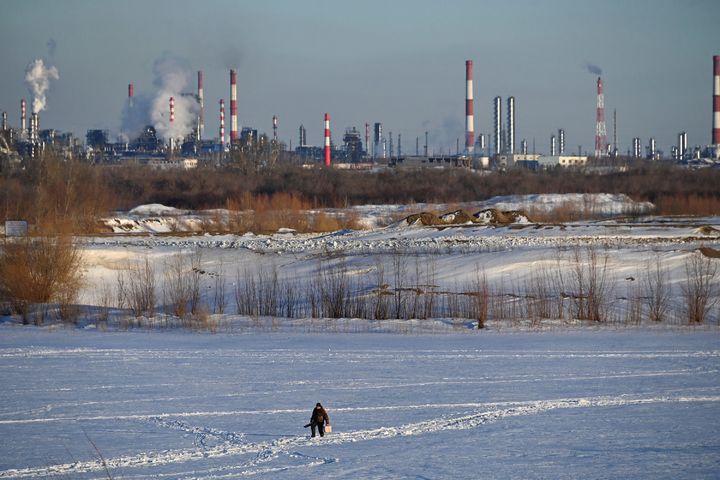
2, 194, 720, 478
0, 329, 719, 479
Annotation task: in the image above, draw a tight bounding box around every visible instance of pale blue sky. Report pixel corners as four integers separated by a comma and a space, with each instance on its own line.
1, 0, 718, 154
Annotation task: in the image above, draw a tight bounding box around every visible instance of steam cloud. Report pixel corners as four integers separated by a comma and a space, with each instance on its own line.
24, 59, 59, 113
585, 63, 603, 76
121, 52, 199, 142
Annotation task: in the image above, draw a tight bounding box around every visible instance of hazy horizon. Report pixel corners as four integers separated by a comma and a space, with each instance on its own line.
1, 0, 719, 155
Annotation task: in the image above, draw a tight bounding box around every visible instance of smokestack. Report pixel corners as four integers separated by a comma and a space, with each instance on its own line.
31, 112, 39, 141
478, 133, 486, 152
632, 137, 641, 158
299, 124, 306, 147
230, 69, 238, 143
219, 99, 225, 145
507, 96, 515, 154
648, 137, 656, 160
465, 60, 474, 154
324, 113, 331, 166
21, 99, 26, 134
168, 96, 175, 154
550, 134, 557, 156
197, 71, 204, 141
558, 128, 565, 155
595, 77, 607, 157
678, 132, 687, 160
520, 139, 528, 155
1, 112, 7, 131
365, 122, 370, 158
374, 123, 382, 158
272, 115, 278, 143
713, 55, 719, 157
493, 96, 502, 155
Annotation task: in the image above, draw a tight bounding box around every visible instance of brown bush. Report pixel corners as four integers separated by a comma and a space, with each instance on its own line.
0, 236, 83, 322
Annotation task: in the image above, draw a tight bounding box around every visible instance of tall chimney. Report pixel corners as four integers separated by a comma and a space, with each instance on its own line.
550, 134, 557, 156
169, 96, 175, 154
374, 123, 382, 158
272, 115, 278, 143
1, 112, 7, 131
558, 128, 565, 155
465, 60, 474, 154
648, 137, 656, 160
20, 99, 26, 134
324, 112, 331, 166
493, 96, 502, 155
197, 71, 204, 141
713, 55, 719, 157
594, 77, 607, 157
507, 96, 515, 154
128, 83, 134, 106
230, 69, 238, 143
219, 99, 225, 146
365, 122, 370, 158
299, 124, 306, 147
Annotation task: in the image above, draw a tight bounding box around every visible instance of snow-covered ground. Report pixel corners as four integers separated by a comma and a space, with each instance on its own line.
101, 194, 655, 233
0, 329, 718, 479
2, 194, 720, 478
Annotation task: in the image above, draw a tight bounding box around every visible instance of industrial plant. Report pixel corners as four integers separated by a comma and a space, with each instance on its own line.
2, 56, 719, 170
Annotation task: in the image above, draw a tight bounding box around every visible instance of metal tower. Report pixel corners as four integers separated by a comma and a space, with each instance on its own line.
594, 77, 607, 157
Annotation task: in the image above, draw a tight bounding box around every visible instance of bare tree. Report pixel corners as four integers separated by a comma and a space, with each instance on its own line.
681, 252, 719, 324
570, 245, 613, 322
643, 255, 671, 323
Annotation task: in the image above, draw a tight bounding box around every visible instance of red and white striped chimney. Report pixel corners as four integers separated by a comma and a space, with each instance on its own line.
324, 113, 331, 166
168, 96, 175, 154
197, 71, 204, 139
230, 69, 238, 143
465, 60, 474, 154
713, 55, 719, 156
128, 83, 133, 99
20, 98, 26, 134
219, 99, 225, 145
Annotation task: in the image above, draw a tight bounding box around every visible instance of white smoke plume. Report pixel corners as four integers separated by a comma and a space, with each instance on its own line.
24, 59, 59, 113
121, 52, 199, 143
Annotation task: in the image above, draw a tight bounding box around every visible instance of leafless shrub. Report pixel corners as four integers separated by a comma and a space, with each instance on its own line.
465, 269, 489, 329
95, 280, 113, 329
525, 264, 557, 326
372, 261, 390, 320
391, 250, 408, 319
212, 260, 227, 314
569, 245, 613, 322
320, 259, 351, 318
643, 255, 671, 323
681, 252, 719, 324
120, 257, 156, 318
163, 254, 191, 318
623, 280, 643, 325
0, 236, 83, 324
188, 250, 203, 315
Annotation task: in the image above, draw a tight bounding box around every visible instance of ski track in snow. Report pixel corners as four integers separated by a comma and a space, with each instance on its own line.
0, 394, 718, 479
1, 366, 717, 424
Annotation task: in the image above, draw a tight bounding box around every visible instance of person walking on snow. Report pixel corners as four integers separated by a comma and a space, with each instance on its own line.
307, 402, 330, 437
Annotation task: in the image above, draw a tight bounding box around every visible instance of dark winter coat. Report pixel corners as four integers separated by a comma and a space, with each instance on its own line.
310, 405, 329, 425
